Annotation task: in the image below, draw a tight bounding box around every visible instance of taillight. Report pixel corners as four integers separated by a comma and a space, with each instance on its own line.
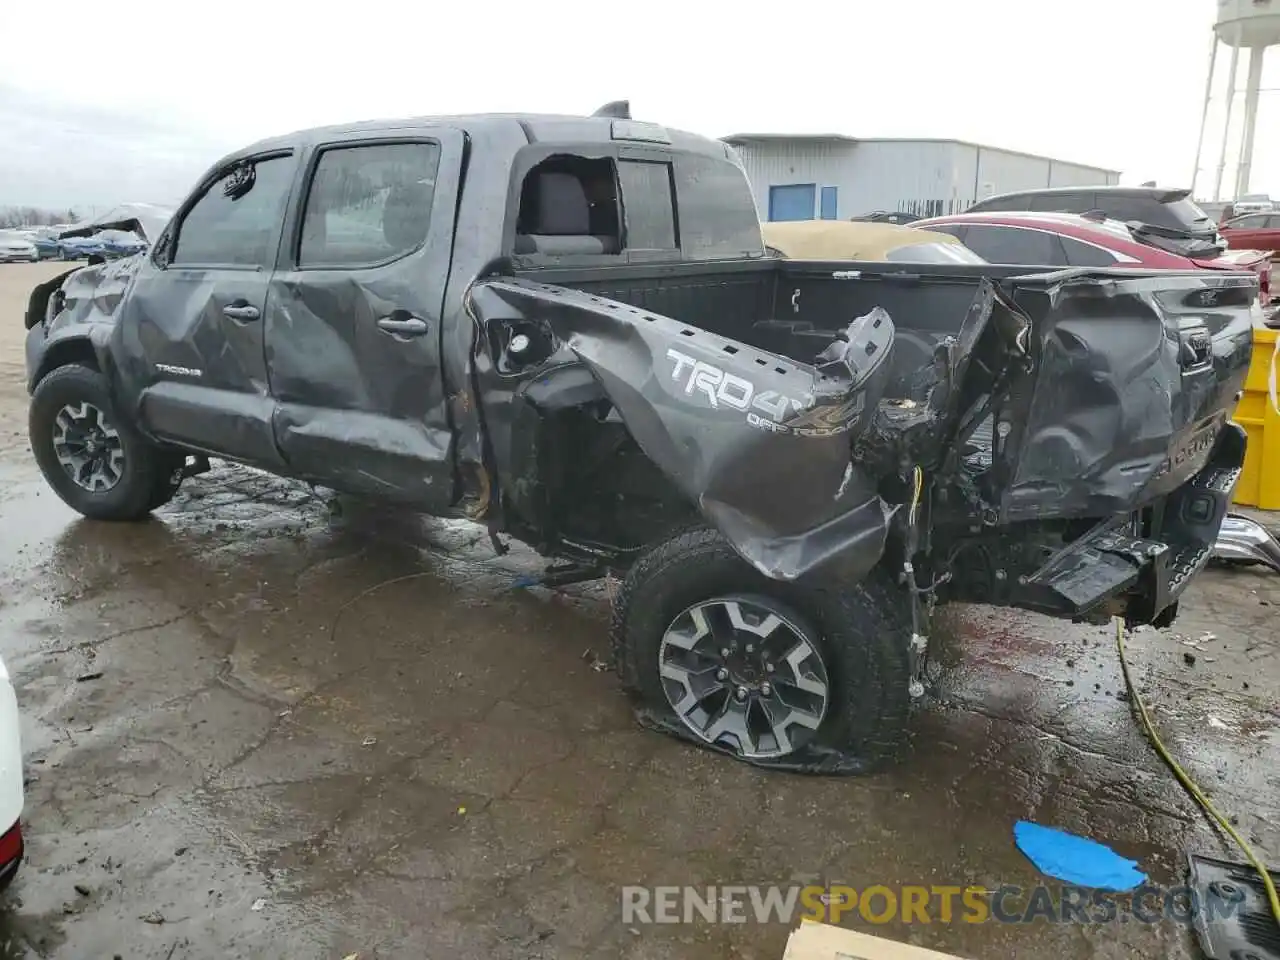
1261, 262, 1272, 306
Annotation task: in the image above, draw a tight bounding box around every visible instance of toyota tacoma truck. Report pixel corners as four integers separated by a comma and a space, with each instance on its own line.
21, 102, 1258, 771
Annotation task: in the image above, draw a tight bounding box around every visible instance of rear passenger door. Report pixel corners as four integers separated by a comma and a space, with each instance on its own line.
125, 151, 298, 467
266, 132, 466, 509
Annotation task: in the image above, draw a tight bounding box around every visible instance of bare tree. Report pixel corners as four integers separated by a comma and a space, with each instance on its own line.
0, 205, 83, 228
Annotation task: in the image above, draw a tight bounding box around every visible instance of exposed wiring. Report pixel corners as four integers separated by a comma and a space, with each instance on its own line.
908, 465, 924, 527
902, 466, 928, 692
1115, 618, 1280, 930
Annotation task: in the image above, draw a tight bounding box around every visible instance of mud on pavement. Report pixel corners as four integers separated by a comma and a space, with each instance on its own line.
0, 262, 1278, 959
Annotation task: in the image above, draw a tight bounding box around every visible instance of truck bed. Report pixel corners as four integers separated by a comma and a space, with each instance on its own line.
513, 257, 1258, 524
519, 258, 1076, 395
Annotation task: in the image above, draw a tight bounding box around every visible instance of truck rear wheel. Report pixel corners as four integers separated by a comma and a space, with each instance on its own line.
611, 527, 912, 769
29, 364, 180, 521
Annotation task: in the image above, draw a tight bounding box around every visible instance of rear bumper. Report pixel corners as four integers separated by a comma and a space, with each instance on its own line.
1015, 423, 1247, 626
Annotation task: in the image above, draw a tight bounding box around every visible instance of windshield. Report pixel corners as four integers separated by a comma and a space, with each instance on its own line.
0, 231, 26, 242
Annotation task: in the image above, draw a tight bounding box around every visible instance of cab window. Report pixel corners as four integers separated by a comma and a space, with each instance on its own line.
514, 155, 622, 256
170, 154, 295, 268
298, 141, 441, 268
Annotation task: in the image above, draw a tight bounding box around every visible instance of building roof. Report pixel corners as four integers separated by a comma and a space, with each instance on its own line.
720, 133, 1121, 176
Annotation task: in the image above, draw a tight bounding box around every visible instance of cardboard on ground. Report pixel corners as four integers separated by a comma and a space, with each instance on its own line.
783, 921, 974, 960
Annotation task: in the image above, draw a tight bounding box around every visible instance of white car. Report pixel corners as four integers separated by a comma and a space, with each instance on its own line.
0, 230, 39, 263
1232, 193, 1275, 215
0, 655, 22, 890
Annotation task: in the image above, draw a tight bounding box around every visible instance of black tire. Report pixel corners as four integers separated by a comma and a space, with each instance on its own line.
29, 364, 173, 521
612, 527, 912, 768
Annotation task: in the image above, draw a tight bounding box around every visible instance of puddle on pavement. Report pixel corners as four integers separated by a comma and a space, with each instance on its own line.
0, 461, 1275, 958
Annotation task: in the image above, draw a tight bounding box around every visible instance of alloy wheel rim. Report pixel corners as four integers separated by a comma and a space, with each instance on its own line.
51, 401, 125, 493
658, 595, 830, 760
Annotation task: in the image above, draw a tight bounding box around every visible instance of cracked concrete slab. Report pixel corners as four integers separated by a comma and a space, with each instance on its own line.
1, 263, 1279, 958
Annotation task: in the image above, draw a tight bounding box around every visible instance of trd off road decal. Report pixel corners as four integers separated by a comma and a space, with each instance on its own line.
664, 348, 860, 437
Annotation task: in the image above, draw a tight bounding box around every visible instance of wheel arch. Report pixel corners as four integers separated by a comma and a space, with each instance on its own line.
29, 335, 103, 392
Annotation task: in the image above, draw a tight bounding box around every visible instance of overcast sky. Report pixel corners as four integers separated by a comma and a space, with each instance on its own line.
1, 0, 1276, 210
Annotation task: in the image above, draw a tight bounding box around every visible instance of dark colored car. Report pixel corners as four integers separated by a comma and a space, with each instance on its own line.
967, 186, 1220, 245
849, 211, 921, 225
94, 230, 147, 258
56, 236, 106, 261
21, 103, 1257, 770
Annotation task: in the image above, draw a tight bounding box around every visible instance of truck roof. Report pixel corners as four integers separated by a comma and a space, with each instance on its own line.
223, 112, 736, 167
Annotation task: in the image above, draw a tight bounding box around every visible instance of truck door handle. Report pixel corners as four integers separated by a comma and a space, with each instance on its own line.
222, 303, 260, 322
377, 315, 430, 337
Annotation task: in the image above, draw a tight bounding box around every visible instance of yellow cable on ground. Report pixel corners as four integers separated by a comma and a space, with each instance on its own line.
1115, 618, 1280, 930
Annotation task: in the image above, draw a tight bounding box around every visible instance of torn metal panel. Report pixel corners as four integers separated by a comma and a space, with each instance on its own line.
994, 272, 1256, 522
1213, 513, 1280, 572
468, 277, 898, 580
43, 255, 142, 329
23, 258, 143, 392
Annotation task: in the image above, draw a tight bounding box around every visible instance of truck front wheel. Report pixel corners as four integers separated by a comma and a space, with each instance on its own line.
612, 528, 912, 769
29, 364, 182, 521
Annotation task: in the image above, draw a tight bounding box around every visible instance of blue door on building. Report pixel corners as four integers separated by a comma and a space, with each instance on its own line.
768, 184, 816, 221
820, 186, 838, 220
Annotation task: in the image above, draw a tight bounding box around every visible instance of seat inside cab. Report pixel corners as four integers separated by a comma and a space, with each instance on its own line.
514, 157, 621, 255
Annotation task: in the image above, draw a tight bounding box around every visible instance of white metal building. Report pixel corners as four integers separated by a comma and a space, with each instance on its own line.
721, 134, 1122, 222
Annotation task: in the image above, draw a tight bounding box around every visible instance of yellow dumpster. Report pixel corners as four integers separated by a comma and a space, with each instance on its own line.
1232, 325, 1280, 509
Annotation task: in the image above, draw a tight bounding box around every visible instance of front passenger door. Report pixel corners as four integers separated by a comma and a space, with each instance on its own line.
122, 152, 297, 468
267, 134, 464, 510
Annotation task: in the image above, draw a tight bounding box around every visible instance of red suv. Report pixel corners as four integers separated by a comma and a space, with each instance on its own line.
1220, 212, 1280, 258
913, 211, 1273, 315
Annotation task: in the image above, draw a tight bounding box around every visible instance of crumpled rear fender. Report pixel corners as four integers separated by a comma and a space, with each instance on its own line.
468, 277, 898, 581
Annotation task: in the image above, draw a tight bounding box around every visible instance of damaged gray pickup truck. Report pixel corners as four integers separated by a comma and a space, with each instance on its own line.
22, 103, 1259, 772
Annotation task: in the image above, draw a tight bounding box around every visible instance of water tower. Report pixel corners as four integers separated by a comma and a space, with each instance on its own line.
1192, 0, 1280, 201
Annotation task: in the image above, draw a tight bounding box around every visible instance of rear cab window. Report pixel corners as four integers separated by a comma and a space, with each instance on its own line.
509, 141, 762, 263
167, 153, 296, 268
